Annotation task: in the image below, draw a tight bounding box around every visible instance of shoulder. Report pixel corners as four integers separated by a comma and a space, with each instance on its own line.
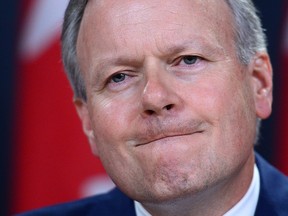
16, 188, 136, 216
255, 153, 288, 216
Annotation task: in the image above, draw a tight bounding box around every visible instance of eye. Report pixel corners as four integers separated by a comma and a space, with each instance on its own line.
111, 73, 126, 83
172, 55, 203, 67
170, 54, 207, 76
182, 55, 198, 65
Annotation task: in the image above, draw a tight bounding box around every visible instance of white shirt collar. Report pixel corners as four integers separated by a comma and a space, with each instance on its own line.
134, 164, 260, 216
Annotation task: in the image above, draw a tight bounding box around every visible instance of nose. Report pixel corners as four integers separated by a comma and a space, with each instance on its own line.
141, 71, 182, 117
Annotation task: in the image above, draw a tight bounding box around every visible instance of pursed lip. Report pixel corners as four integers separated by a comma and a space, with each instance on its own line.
134, 130, 204, 147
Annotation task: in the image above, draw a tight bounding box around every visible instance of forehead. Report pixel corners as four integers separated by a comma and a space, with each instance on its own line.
82, 0, 232, 29
77, 0, 235, 65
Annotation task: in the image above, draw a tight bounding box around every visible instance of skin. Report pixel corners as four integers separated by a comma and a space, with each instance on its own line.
75, 0, 273, 215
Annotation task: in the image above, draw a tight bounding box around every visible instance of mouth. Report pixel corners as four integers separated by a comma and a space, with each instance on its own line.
135, 131, 204, 147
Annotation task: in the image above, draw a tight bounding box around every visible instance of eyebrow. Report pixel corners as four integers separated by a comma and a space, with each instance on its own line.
163, 40, 225, 58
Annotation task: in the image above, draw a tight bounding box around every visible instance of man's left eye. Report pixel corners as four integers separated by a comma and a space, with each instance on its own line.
182, 55, 198, 65
111, 73, 126, 83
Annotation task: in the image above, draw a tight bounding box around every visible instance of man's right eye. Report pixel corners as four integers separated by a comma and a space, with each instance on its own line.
111, 73, 126, 83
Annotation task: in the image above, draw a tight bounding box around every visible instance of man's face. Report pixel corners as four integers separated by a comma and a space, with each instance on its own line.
76, 0, 272, 204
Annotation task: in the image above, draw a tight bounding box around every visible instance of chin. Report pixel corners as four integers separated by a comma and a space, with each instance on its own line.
136, 174, 208, 204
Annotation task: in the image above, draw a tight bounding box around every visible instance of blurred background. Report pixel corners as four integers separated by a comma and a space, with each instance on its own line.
1, 0, 287, 215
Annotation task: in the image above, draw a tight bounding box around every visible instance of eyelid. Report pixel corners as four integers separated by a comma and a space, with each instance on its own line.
104, 70, 138, 91
108, 72, 127, 83
173, 55, 203, 66
106, 71, 130, 85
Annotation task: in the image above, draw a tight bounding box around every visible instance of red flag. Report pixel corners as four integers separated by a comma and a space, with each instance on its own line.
12, 1, 113, 214
277, 3, 288, 175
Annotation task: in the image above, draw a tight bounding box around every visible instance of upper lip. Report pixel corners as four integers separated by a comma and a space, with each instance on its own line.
128, 120, 206, 147
134, 129, 204, 147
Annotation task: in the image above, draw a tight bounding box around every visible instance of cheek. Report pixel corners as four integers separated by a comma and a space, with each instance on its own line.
88, 94, 139, 156
187, 73, 256, 143
181, 76, 256, 177
197, 72, 252, 117
88, 97, 139, 180
91, 94, 136, 129
183, 78, 232, 120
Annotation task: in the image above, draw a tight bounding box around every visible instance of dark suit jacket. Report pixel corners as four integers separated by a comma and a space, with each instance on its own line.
17, 153, 288, 216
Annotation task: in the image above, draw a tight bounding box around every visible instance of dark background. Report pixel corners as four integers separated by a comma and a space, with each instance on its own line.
0, 1, 22, 216
0, 1, 286, 215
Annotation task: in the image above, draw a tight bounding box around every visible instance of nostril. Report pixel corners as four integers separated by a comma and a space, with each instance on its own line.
145, 110, 155, 115
143, 104, 174, 116
165, 104, 173, 110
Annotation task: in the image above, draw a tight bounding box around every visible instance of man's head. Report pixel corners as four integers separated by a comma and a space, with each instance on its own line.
61, 0, 272, 213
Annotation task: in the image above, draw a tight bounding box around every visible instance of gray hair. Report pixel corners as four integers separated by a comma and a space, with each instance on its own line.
62, 0, 88, 100
225, 0, 267, 64
61, 0, 267, 100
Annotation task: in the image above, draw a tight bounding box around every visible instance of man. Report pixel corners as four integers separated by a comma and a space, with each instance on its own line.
18, 0, 288, 215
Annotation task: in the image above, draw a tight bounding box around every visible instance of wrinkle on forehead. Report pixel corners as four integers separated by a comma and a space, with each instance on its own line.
79, 0, 233, 51
83, 0, 231, 27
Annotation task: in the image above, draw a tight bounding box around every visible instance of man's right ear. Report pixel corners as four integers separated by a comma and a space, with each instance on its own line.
74, 98, 99, 156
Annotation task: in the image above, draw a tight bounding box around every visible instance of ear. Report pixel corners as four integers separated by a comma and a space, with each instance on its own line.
74, 98, 99, 156
250, 52, 273, 119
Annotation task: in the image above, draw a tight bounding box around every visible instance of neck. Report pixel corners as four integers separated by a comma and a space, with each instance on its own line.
141, 153, 255, 216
